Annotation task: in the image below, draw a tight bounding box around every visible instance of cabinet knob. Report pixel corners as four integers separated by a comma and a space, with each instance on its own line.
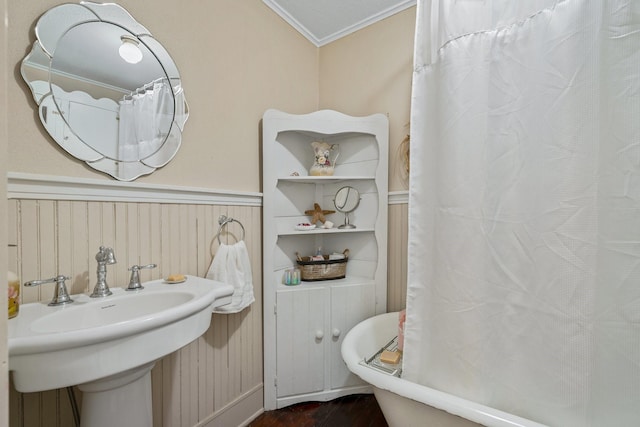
315, 330, 324, 340
332, 328, 341, 338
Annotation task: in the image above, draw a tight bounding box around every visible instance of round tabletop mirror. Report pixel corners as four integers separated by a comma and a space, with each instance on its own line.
334, 186, 361, 229
21, 2, 189, 181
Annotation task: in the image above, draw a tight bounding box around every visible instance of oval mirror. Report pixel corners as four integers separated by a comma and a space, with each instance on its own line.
21, 2, 189, 181
334, 186, 361, 229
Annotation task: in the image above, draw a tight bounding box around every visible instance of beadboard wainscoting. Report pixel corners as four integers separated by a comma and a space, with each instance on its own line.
6, 174, 408, 427
7, 174, 264, 427
388, 192, 408, 312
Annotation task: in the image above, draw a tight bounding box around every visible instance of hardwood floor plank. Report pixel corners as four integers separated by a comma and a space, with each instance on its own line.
249, 394, 388, 427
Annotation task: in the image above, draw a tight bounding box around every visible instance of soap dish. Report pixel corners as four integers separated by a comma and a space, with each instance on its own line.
360, 335, 402, 377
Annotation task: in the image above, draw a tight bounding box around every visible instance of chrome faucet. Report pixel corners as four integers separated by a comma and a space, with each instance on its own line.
91, 246, 116, 298
126, 263, 157, 291
24, 275, 74, 306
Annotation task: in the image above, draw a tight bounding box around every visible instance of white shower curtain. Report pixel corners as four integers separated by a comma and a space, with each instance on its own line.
118, 80, 174, 161
404, 1, 640, 426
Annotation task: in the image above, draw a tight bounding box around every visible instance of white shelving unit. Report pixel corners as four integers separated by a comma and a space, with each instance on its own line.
262, 109, 388, 410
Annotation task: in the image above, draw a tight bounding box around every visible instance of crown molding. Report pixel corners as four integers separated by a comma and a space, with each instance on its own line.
317, 0, 416, 46
262, 0, 416, 47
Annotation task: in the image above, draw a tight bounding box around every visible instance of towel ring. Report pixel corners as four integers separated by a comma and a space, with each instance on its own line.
214, 215, 245, 245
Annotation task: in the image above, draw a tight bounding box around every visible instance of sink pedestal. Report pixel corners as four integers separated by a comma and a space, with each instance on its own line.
78, 362, 155, 427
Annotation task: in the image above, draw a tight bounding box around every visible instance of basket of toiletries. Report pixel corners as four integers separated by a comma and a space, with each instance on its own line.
295, 249, 349, 281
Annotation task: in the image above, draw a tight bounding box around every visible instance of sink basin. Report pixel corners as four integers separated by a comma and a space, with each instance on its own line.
9, 275, 234, 393
31, 291, 194, 333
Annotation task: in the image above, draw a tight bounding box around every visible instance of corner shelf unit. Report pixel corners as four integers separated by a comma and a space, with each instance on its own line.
262, 109, 388, 410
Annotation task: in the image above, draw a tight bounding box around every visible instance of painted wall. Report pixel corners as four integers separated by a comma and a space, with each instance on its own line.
7, 0, 319, 192
319, 7, 416, 192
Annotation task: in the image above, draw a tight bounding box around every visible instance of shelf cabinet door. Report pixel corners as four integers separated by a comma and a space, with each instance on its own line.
275, 287, 325, 398
329, 282, 376, 389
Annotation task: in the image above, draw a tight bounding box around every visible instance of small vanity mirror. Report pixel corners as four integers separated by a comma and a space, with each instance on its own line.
333, 186, 361, 229
21, 2, 189, 181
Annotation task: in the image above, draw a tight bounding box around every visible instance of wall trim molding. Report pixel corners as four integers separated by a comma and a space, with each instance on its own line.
7, 172, 263, 206
389, 190, 409, 205
8, 173, 409, 206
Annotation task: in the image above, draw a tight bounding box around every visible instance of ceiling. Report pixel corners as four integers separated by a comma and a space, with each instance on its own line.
262, 0, 416, 46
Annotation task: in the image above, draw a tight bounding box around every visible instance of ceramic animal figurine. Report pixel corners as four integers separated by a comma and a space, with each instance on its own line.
310, 141, 339, 176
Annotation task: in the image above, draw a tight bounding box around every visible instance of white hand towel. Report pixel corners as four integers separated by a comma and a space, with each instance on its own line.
206, 241, 255, 314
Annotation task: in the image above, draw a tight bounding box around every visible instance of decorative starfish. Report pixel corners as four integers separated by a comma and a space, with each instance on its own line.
305, 203, 335, 225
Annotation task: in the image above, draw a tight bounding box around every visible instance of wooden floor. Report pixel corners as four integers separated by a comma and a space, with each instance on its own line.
248, 394, 389, 427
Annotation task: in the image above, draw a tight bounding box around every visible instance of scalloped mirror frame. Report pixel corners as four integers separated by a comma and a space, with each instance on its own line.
21, 1, 189, 181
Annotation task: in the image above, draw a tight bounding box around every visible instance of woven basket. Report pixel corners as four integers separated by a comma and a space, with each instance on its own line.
296, 249, 349, 281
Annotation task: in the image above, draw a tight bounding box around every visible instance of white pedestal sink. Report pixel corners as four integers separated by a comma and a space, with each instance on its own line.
8, 276, 234, 427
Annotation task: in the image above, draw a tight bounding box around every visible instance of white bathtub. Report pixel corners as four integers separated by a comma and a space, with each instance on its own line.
341, 312, 549, 427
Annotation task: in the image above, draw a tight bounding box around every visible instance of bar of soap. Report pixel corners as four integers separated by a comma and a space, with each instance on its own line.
380, 350, 401, 364
167, 274, 186, 282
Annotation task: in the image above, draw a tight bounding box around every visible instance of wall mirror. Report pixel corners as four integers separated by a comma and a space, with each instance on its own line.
21, 2, 189, 181
334, 186, 361, 229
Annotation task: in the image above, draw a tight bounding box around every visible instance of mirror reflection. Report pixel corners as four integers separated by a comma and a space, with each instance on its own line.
334, 186, 361, 229
21, 2, 189, 181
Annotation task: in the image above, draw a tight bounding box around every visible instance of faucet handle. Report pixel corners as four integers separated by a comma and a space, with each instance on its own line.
96, 246, 117, 264
24, 275, 74, 306
126, 264, 157, 291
